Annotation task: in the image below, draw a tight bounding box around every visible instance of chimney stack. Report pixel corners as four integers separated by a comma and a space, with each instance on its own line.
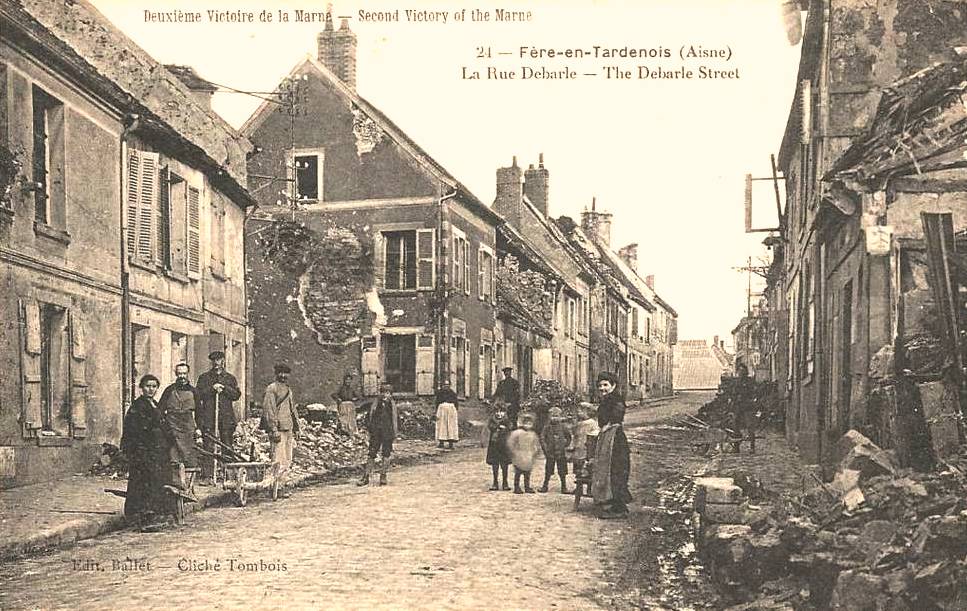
165, 65, 217, 111
495, 156, 524, 228
580, 197, 612, 248
617, 243, 638, 272
645, 275, 655, 290
713, 335, 719, 348
523, 153, 549, 217
317, 8, 357, 88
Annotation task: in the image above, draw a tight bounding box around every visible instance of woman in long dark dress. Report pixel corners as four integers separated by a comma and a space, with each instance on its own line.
591, 371, 633, 518
120, 374, 174, 529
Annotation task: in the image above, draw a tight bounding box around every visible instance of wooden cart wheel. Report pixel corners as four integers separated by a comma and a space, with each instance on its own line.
236, 468, 247, 507
174, 494, 185, 525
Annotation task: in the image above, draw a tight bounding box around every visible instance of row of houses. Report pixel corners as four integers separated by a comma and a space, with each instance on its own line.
0, 2, 676, 488
742, 0, 967, 469
243, 15, 678, 410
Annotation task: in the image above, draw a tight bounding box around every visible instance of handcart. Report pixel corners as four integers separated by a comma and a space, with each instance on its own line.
679, 414, 754, 455
197, 432, 279, 507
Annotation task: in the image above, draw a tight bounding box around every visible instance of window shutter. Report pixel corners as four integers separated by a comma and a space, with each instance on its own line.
416, 229, 435, 290
464, 342, 471, 398
477, 249, 484, 299
463, 240, 470, 295
452, 236, 459, 289
69, 310, 88, 438
800, 79, 812, 144
18, 300, 42, 432
478, 344, 485, 399
186, 186, 201, 278
415, 334, 435, 395
158, 166, 170, 266
361, 335, 380, 395
137, 152, 159, 261
126, 150, 140, 257
489, 256, 496, 305
449, 336, 457, 388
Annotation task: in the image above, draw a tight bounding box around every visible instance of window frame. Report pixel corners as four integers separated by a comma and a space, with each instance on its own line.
288, 147, 325, 204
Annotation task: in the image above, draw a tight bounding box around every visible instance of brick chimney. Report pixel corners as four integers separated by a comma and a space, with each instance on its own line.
617, 243, 638, 272
165, 65, 217, 111
581, 197, 612, 248
317, 9, 357, 88
645, 275, 655, 290
495, 156, 524, 228
523, 153, 549, 217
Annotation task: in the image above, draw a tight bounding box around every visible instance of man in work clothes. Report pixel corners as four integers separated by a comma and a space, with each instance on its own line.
158, 362, 200, 471
263, 363, 300, 496
358, 383, 398, 487
494, 367, 521, 426
196, 350, 242, 481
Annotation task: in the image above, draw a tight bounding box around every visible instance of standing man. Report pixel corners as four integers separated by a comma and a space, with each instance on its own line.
358, 382, 398, 487
494, 367, 521, 426
157, 362, 200, 471
196, 350, 242, 482
263, 363, 300, 497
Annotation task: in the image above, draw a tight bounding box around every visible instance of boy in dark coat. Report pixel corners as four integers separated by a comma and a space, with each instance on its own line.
485, 401, 512, 491
358, 383, 398, 486
539, 406, 572, 493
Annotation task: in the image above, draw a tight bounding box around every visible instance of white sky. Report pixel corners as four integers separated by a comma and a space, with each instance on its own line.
89, 0, 801, 345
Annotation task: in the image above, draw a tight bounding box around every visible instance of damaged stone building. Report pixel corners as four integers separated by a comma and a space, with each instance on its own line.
244, 18, 500, 402
493, 155, 595, 398
763, 0, 967, 466
0, 0, 253, 487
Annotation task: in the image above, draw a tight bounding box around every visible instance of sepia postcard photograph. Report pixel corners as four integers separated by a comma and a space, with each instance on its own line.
0, 0, 966, 609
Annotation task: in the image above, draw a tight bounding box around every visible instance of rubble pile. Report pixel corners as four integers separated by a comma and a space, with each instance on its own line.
88, 442, 128, 477
233, 417, 369, 476
697, 377, 784, 430
700, 431, 967, 610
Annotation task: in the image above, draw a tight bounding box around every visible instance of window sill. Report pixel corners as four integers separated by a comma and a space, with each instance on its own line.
164, 268, 191, 284
379, 288, 423, 296
36, 432, 73, 447
34, 221, 70, 245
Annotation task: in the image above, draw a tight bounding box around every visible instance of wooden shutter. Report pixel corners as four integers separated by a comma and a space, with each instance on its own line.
126, 150, 140, 257
800, 79, 812, 144
463, 240, 471, 295
19, 300, 42, 432
157, 166, 170, 266
477, 249, 484, 300
417, 229, 435, 290
186, 185, 201, 278
137, 152, 158, 261
361, 335, 380, 395
478, 343, 485, 399
69, 310, 88, 438
489, 254, 496, 305
449, 336, 457, 388
416, 334, 435, 395
464, 341, 472, 398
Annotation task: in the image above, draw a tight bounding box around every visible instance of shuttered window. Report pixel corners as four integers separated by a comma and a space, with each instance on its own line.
126, 149, 159, 262
186, 185, 201, 278
416, 229, 435, 290
157, 167, 171, 267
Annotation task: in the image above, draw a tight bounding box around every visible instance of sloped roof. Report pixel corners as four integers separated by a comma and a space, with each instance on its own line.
674, 340, 728, 390
827, 56, 967, 183
3, 0, 254, 205
241, 55, 499, 224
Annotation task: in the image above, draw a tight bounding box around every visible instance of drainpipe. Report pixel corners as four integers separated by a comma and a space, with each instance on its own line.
120, 113, 140, 417
437, 187, 458, 389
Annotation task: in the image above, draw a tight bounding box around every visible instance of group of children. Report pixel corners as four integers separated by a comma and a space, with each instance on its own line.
485, 401, 600, 495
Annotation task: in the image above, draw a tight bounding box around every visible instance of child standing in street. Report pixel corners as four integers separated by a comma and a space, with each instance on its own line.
539, 406, 572, 493
485, 401, 512, 491
506, 412, 540, 494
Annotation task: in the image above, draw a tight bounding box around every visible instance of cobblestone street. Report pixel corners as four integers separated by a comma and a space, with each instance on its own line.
0, 394, 718, 611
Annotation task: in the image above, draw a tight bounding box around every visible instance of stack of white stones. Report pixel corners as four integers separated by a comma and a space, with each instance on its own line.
694, 476, 748, 525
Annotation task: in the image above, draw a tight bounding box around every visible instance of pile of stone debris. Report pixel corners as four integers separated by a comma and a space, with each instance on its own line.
697, 431, 966, 610
88, 442, 128, 477
233, 417, 369, 477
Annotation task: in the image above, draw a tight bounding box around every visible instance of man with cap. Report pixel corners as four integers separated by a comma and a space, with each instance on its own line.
196, 350, 242, 482
494, 367, 521, 427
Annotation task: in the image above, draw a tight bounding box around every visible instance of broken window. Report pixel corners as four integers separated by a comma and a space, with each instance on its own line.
384, 230, 417, 290
288, 148, 324, 203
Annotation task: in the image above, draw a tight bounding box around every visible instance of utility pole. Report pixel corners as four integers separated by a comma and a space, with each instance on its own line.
733, 257, 769, 317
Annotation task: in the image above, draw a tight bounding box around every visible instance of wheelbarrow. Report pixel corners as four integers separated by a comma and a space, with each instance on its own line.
163, 462, 201, 525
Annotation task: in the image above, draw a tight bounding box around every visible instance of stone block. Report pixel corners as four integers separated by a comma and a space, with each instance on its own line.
704, 502, 747, 525
693, 476, 735, 512
917, 381, 961, 461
